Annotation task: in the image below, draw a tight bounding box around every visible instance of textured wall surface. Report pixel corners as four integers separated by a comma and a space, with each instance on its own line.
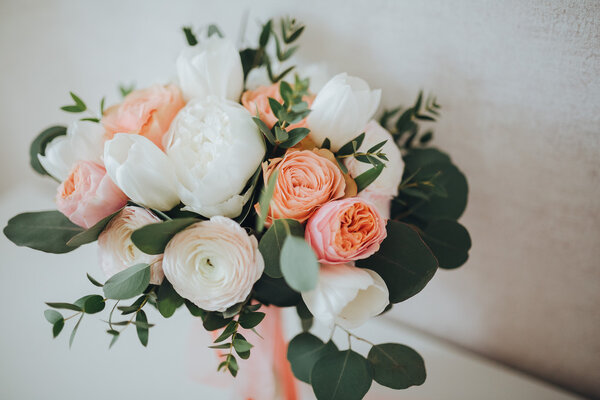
0, 0, 598, 398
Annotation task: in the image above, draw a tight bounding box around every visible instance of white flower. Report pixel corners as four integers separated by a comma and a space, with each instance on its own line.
345, 120, 404, 218
176, 36, 244, 102
302, 264, 389, 329
294, 62, 332, 93
307, 73, 381, 151
98, 206, 164, 285
164, 97, 266, 218
162, 216, 264, 312
38, 121, 105, 181
104, 133, 180, 210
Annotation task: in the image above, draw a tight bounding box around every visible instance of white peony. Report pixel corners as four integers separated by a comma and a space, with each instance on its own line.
38, 120, 105, 181
302, 264, 389, 329
307, 73, 381, 151
164, 97, 266, 218
176, 36, 244, 102
104, 133, 180, 211
345, 120, 404, 218
98, 206, 164, 285
162, 216, 264, 312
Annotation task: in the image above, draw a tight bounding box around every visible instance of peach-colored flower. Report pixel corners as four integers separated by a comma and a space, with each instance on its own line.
257, 149, 346, 227
305, 198, 387, 264
241, 83, 313, 130
98, 206, 164, 285
102, 84, 185, 150
56, 161, 128, 228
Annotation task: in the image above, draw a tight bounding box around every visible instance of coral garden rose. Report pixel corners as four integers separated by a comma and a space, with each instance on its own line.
302, 263, 389, 329
98, 206, 164, 285
258, 149, 347, 226
164, 97, 266, 218
102, 84, 184, 150
241, 83, 313, 130
305, 197, 387, 264
162, 216, 264, 312
56, 160, 128, 229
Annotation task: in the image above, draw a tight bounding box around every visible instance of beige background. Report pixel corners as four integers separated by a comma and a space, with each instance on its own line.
0, 0, 598, 398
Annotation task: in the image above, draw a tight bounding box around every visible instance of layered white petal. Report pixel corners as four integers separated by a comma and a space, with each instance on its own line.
307, 73, 381, 151
176, 36, 244, 101
162, 216, 264, 312
164, 97, 265, 218
38, 120, 105, 181
104, 133, 180, 210
302, 264, 389, 329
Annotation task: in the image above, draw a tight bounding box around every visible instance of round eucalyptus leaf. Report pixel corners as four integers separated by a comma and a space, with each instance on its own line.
259, 219, 304, 278
287, 332, 337, 383
422, 219, 471, 269
367, 343, 426, 389
310, 350, 372, 400
280, 236, 319, 292
29, 125, 67, 176
252, 275, 301, 307
74, 294, 106, 314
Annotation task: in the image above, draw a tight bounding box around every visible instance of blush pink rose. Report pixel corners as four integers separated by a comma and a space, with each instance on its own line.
241, 83, 313, 130
256, 149, 347, 227
56, 160, 128, 228
305, 197, 387, 264
102, 84, 185, 150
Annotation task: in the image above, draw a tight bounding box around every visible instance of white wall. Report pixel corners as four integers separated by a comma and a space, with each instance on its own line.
0, 0, 598, 398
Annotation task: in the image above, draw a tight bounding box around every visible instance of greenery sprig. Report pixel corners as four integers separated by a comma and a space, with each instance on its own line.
60, 91, 105, 123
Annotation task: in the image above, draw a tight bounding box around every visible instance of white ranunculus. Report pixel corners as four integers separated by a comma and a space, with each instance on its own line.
345, 120, 404, 218
302, 264, 389, 329
164, 97, 266, 218
104, 133, 180, 210
176, 36, 244, 102
162, 216, 264, 312
38, 120, 105, 181
98, 206, 164, 285
307, 73, 381, 151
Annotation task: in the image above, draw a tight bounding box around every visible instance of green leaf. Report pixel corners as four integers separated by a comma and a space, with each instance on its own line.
74, 295, 105, 314
355, 164, 384, 193
321, 138, 331, 149
182, 26, 198, 45
52, 319, 65, 338
280, 236, 319, 292
259, 20, 272, 48
130, 218, 198, 255
287, 333, 338, 383
367, 343, 426, 389
259, 219, 304, 278
29, 126, 67, 175
107, 330, 120, 348
61, 105, 85, 113
136, 310, 149, 347
222, 301, 245, 319
227, 354, 239, 377
67, 208, 123, 247
185, 300, 206, 318
44, 309, 63, 324
203, 312, 232, 331
238, 312, 265, 329
253, 275, 301, 307
279, 127, 310, 148
367, 140, 387, 154
86, 273, 104, 287
421, 219, 471, 269
70, 92, 86, 109
4, 211, 84, 254
45, 302, 82, 312
256, 169, 279, 232
233, 338, 253, 353
118, 296, 146, 315
253, 116, 276, 145
207, 24, 223, 38
310, 350, 372, 400
103, 263, 151, 300
157, 279, 184, 318
119, 83, 135, 98
214, 321, 238, 343
69, 314, 84, 348
356, 221, 438, 303
337, 133, 365, 156
209, 343, 231, 349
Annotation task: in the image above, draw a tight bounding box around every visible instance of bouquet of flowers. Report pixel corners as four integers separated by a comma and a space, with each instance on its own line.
4, 16, 471, 400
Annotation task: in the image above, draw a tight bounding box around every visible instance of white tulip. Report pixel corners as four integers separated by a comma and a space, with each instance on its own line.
98, 206, 164, 285
176, 36, 244, 102
164, 97, 266, 218
307, 73, 381, 151
302, 264, 389, 329
345, 120, 404, 218
162, 216, 264, 312
104, 133, 180, 210
38, 120, 105, 181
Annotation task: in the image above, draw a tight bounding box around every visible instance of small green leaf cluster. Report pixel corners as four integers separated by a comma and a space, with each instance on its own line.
60, 91, 105, 123
287, 332, 426, 400
332, 133, 388, 192
44, 294, 105, 347
181, 24, 223, 47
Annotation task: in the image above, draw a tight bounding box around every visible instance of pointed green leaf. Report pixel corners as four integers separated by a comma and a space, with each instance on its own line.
103, 263, 151, 300
67, 208, 123, 247
131, 218, 198, 255
355, 164, 384, 193
136, 310, 149, 347
256, 169, 279, 232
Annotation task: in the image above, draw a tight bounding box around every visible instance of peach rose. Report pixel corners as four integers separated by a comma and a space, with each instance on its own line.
102, 84, 185, 150
305, 198, 387, 264
98, 206, 164, 285
241, 83, 312, 130
257, 149, 347, 226
56, 161, 128, 228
